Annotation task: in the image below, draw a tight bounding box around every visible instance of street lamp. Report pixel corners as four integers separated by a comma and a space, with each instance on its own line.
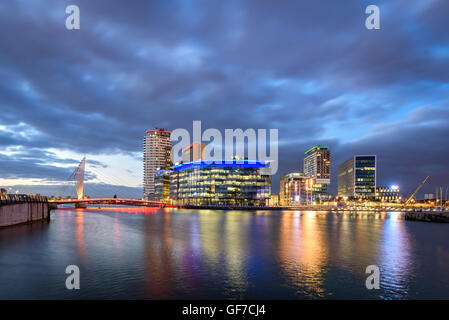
307, 178, 314, 206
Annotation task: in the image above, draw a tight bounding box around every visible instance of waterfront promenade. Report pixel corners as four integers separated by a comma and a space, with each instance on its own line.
179, 204, 449, 222
2, 195, 449, 227
180, 203, 449, 213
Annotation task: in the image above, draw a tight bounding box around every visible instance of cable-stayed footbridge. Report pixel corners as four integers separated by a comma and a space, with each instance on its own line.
52, 157, 162, 208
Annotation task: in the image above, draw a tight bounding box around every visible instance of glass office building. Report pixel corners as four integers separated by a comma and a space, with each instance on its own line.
338, 155, 376, 199
154, 169, 172, 203
169, 160, 271, 206
303, 145, 331, 200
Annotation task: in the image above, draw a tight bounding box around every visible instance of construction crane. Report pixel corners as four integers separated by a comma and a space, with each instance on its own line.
405, 176, 430, 205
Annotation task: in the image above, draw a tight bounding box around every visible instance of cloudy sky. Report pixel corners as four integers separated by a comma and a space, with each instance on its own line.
0, 0, 448, 198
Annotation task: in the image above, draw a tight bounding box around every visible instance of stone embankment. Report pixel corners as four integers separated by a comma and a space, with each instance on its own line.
404, 210, 449, 223
0, 194, 54, 228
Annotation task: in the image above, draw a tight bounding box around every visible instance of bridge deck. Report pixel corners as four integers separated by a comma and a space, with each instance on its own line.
54, 198, 162, 206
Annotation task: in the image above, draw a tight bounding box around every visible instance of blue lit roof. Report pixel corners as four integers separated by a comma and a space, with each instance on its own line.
172, 160, 268, 171
155, 169, 172, 176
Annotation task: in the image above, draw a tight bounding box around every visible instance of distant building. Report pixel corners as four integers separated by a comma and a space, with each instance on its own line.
424, 194, 435, 200
304, 145, 331, 200
280, 172, 314, 206
268, 194, 279, 206
143, 128, 172, 200
182, 142, 205, 163
169, 160, 271, 206
0, 188, 7, 200
338, 155, 376, 199
376, 186, 400, 202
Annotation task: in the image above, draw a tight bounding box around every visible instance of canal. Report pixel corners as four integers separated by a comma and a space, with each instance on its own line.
0, 207, 448, 299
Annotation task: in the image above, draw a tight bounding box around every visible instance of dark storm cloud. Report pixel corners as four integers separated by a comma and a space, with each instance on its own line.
275, 104, 449, 195
335, 105, 449, 195
0, 148, 107, 182
0, 0, 448, 194
87, 159, 108, 168
0, 151, 75, 181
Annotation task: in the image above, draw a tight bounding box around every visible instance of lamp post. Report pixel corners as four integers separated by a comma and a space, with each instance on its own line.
310, 179, 313, 205
307, 178, 314, 206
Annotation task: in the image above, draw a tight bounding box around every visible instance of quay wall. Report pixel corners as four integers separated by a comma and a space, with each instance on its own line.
404, 211, 449, 223
180, 204, 448, 212
180, 205, 449, 223
0, 201, 51, 228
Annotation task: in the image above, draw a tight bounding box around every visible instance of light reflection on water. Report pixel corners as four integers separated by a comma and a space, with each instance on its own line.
0, 208, 449, 299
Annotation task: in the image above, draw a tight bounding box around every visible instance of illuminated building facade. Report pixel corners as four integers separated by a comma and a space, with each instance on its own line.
154, 169, 172, 202
169, 160, 271, 206
268, 194, 279, 206
304, 145, 331, 200
338, 155, 376, 199
376, 186, 400, 202
424, 194, 435, 200
279, 172, 315, 206
143, 128, 172, 199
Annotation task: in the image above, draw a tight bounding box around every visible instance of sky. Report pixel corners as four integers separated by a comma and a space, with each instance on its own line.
0, 0, 448, 198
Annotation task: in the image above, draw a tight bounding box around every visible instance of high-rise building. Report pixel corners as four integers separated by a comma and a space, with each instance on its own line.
143, 128, 172, 199
182, 142, 205, 163
338, 155, 376, 199
304, 146, 330, 199
279, 172, 314, 206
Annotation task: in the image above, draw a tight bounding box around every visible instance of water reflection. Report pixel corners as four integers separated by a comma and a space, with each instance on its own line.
279, 211, 330, 298
114, 212, 120, 246
143, 211, 175, 299
222, 212, 250, 297
198, 210, 222, 268
1, 207, 448, 299
379, 212, 413, 299
75, 209, 86, 263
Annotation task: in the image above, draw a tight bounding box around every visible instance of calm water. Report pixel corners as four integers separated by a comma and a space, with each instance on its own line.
1, 207, 449, 299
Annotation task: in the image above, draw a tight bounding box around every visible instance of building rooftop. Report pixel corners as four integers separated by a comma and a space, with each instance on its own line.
305, 145, 329, 155
145, 128, 172, 134
155, 169, 173, 176
281, 172, 307, 179
172, 160, 268, 171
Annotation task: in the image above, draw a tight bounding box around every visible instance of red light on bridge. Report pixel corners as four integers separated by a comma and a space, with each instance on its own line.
86, 206, 160, 214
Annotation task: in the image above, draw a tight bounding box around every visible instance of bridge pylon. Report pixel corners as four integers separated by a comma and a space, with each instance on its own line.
74, 157, 86, 200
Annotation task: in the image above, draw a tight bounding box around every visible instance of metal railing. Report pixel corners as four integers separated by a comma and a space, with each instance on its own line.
0, 194, 49, 206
